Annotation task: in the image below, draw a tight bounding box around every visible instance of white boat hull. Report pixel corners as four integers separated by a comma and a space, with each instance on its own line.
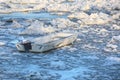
16, 32, 78, 52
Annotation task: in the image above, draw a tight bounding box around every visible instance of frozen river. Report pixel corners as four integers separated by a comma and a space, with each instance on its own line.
0, 0, 120, 80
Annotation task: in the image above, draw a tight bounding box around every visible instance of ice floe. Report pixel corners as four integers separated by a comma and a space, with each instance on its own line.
20, 20, 56, 35
0, 41, 5, 46
104, 35, 120, 52
68, 12, 110, 25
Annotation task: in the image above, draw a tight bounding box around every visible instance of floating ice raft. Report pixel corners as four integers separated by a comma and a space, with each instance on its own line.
16, 32, 78, 52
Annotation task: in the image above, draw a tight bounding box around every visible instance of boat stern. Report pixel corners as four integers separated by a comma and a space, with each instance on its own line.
16, 43, 25, 51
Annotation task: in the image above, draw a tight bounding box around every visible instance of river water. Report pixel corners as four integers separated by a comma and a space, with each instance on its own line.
0, 12, 68, 20
0, 11, 120, 80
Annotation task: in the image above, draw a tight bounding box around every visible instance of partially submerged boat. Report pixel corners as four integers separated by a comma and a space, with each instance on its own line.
16, 32, 78, 52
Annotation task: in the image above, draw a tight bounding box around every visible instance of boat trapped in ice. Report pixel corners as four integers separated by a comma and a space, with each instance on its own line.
16, 32, 78, 52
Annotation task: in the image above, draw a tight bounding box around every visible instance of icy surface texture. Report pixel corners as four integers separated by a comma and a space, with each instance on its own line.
0, 0, 120, 80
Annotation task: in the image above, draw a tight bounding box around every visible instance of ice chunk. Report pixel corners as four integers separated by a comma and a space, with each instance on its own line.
68, 12, 89, 19
69, 47, 77, 52
51, 18, 77, 28
68, 12, 110, 25
0, 42, 5, 46
111, 24, 120, 30
105, 35, 120, 52
106, 44, 118, 49
109, 35, 120, 43
104, 44, 118, 52
112, 35, 120, 41
20, 20, 56, 35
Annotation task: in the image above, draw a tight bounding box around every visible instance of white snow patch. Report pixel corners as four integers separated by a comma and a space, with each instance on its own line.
68, 12, 89, 19
111, 24, 120, 30
76, 38, 81, 42
112, 35, 120, 41
0, 42, 5, 46
104, 44, 118, 52
69, 47, 77, 52
104, 35, 120, 52
82, 44, 98, 50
